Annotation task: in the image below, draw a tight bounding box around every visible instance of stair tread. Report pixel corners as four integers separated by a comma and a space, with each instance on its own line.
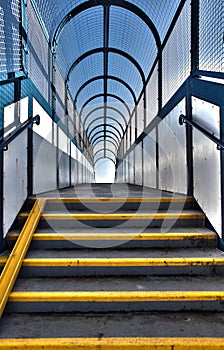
24, 248, 223, 259
1, 312, 224, 338
13, 275, 224, 292
20, 210, 203, 215
10, 227, 215, 234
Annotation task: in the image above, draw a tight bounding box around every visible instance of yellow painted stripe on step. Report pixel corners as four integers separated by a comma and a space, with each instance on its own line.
19, 212, 205, 221
0, 199, 46, 318
8, 232, 216, 241
0, 338, 224, 350
2, 257, 222, 267
8, 290, 224, 302
46, 197, 193, 203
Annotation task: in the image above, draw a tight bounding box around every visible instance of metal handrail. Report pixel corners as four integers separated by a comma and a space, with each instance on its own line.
179, 114, 224, 150
0, 115, 40, 151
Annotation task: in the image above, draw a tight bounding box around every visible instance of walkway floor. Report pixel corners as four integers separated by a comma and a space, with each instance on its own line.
34, 183, 187, 198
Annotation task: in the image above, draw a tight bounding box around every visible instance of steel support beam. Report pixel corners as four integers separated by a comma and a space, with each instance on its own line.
92, 135, 119, 149
79, 93, 131, 119
86, 116, 125, 135
88, 123, 122, 142
52, 1, 161, 50
94, 156, 116, 165
90, 129, 120, 145
66, 48, 145, 87
74, 76, 137, 107
93, 138, 118, 151
83, 106, 128, 129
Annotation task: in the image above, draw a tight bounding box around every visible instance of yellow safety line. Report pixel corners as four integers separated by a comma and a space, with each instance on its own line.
0, 256, 223, 267
8, 290, 224, 302
0, 199, 46, 318
45, 197, 193, 203
7, 231, 216, 241
0, 337, 224, 349
19, 212, 205, 221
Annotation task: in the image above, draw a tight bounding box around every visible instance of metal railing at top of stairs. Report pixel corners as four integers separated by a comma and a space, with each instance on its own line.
179, 114, 224, 150
0, 115, 40, 151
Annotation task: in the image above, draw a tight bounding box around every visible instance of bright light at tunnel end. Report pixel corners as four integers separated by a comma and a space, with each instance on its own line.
94, 158, 116, 183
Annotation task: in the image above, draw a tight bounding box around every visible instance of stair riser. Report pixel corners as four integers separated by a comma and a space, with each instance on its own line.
8, 238, 216, 250
9, 265, 224, 277
44, 201, 194, 212
6, 300, 224, 313
19, 218, 205, 229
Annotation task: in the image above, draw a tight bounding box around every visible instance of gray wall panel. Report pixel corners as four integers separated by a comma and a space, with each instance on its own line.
33, 133, 57, 194
158, 99, 187, 194
58, 151, 70, 189
3, 130, 27, 237
192, 98, 221, 236
134, 144, 143, 186
143, 129, 157, 189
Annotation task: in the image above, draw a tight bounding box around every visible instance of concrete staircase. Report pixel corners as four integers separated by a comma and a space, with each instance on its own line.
0, 184, 224, 349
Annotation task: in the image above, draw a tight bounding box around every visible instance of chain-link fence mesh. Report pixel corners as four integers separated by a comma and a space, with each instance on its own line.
0, 0, 22, 73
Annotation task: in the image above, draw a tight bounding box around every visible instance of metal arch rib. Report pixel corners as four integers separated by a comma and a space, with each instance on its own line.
93, 138, 118, 151
89, 129, 121, 145
83, 106, 128, 129
65, 48, 146, 85
74, 76, 137, 106
94, 156, 116, 165
52, 0, 161, 50
86, 116, 125, 135
79, 94, 131, 119
92, 135, 119, 149
94, 147, 117, 159
88, 123, 122, 141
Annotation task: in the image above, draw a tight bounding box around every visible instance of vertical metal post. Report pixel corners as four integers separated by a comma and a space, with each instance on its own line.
185, 83, 194, 196
142, 89, 147, 186
191, 0, 200, 76
104, 5, 110, 158
186, 0, 199, 196
27, 95, 33, 197
51, 50, 58, 188
156, 50, 163, 189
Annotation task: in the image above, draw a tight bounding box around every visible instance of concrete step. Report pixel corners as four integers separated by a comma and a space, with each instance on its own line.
18, 210, 205, 229
7, 228, 217, 249
6, 276, 224, 313
6, 289, 224, 313
0, 337, 223, 349
1, 248, 224, 277
42, 196, 194, 212
1, 311, 224, 342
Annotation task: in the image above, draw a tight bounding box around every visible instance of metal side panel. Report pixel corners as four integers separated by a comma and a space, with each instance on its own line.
143, 129, 157, 189
158, 99, 187, 194
71, 143, 78, 185
71, 159, 78, 186
137, 95, 144, 137
58, 151, 70, 189
129, 151, 134, 184
33, 133, 57, 194
192, 98, 221, 236
135, 144, 143, 186
3, 130, 27, 237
